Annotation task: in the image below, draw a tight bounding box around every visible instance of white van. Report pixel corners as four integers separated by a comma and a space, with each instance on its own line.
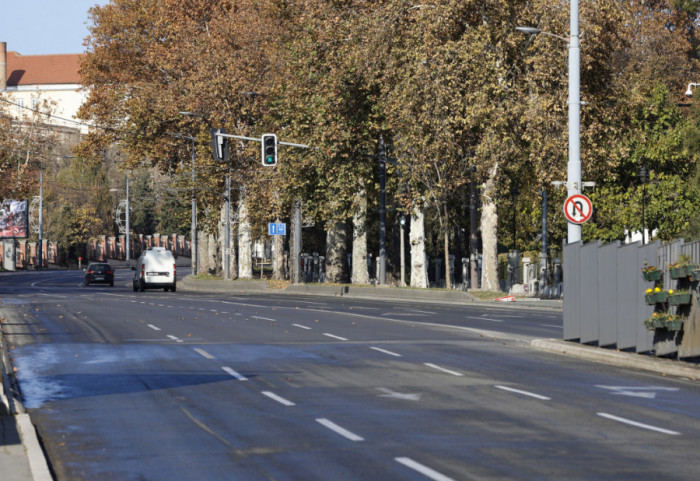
132, 247, 177, 292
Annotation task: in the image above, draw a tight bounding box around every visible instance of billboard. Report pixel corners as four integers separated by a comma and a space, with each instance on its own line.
0, 199, 29, 239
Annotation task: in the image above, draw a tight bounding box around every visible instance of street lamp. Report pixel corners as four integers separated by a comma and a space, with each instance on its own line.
639, 164, 648, 245
685, 83, 700, 97
517, 0, 581, 244
399, 215, 406, 287
110, 173, 130, 264
178, 111, 201, 276
37, 158, 43, 269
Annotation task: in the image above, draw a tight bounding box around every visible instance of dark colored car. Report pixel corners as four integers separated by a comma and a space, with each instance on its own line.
85, 262, 114, 286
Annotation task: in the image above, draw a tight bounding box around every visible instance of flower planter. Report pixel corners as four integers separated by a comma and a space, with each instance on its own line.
644, 292, 668, 304
642, 268, 663, 282
668, 293, 692, 306
666, 319, 683, 331
653, 317, 668, 328
669, 264, 697, 279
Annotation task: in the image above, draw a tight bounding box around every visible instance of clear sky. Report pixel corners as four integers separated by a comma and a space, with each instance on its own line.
1, 1, 109, 55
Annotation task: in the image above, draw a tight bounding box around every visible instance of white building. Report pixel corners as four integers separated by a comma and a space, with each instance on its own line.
1, 41, 87, 134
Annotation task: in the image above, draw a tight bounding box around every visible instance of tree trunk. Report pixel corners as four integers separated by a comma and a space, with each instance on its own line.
207, 233, 216, 276
197, 230, 209, 274
237, 191, 252, 279
480, 163, 501, 292
289, 200, 302, 282
351, 187, 369, 284
443, 202, 452, 290
219, 202, 237, 279
272, 217, 285, 280
410, 203, 428, 288
325, 220, 347, 283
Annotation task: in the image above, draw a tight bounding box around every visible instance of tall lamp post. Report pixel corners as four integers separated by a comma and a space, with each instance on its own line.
37, 159, 43, 269
178, 112, 201, 276
110, 173, 130, 264
517, 0, 581, 244
639, 165, 648, 245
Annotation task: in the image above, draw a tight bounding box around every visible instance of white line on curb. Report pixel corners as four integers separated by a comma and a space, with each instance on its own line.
316, 418, 364, 441
167, 335, 183, 343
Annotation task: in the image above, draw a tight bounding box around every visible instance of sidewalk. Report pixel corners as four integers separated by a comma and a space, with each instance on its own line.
0, 326, 52, 481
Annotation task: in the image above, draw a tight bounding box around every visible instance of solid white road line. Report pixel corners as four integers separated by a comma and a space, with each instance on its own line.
194, 348, 215, 359
424, 363, 463, 377
463, 315, 504, 323
262, 391, 296, 406
395, 457, 456, 481
597, 412, 680, 435
147, 324, 161, 331
495, 385, 551, 401
323, 333, 349, 341
252, 316, 276, 322
370, 346, 402, 357
315, 418, 364, 442
167, 335, 183, 343
293, 323, 312, 330
222, 366, 248, 381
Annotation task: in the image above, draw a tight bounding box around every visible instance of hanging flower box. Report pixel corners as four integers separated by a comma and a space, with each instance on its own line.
644, 313, 683, 331
641, 266, 662, 282
667, 291, 692, 306
644, 288, 668, 305
666, 318, 684, 331
670, 264, 697, 279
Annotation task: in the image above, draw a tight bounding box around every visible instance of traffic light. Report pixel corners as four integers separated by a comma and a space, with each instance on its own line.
261, 133, 277, 166
210, 127, 229, 162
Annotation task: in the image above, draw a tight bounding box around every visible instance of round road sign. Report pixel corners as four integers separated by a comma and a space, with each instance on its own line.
563, 194, 593, 224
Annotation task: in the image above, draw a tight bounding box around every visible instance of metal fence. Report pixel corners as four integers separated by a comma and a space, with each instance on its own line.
563, 239, 700, 355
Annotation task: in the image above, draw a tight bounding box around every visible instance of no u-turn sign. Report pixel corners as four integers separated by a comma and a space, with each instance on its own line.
563, 194, 593, 224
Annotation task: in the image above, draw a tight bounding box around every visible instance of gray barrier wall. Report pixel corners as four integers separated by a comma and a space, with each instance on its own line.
563, 240, 660, 353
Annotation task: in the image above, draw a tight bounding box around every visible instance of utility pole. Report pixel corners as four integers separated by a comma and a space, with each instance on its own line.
125, 174, 130, 264
38, 162, 43, 269
224, 173, 231, 280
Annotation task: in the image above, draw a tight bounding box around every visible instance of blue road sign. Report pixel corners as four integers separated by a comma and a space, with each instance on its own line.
268, 223, 286, 236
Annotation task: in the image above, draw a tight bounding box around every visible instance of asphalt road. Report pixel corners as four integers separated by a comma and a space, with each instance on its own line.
1, 270, 699, 481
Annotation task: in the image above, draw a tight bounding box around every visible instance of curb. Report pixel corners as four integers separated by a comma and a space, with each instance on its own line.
178, 277, 563, 310
1, 311, 53, 481
16, 413, 53, 481
531, 338, 700, 380
180, 276, 269, 293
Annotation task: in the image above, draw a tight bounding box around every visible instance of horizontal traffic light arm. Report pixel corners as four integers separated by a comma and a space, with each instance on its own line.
216, 132, 309, 149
